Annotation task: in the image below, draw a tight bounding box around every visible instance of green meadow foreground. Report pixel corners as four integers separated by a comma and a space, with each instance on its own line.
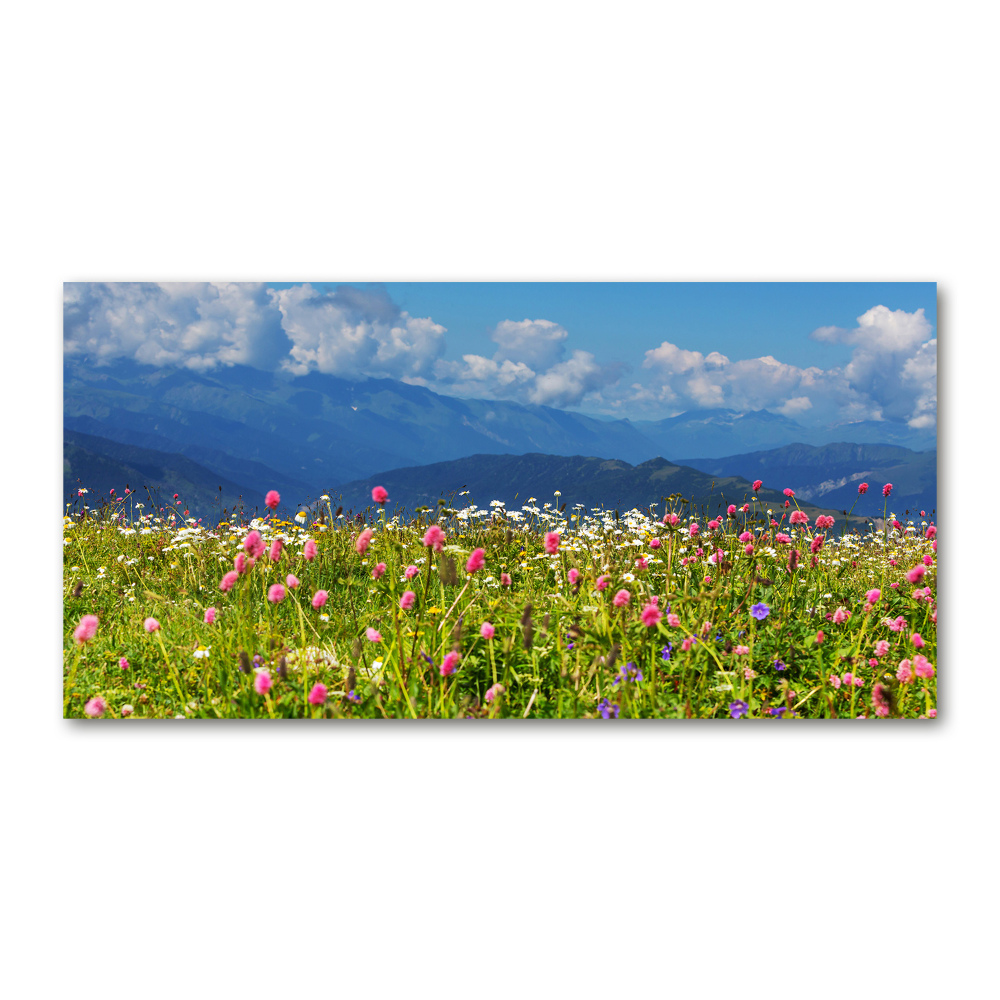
63, 483, 937, 720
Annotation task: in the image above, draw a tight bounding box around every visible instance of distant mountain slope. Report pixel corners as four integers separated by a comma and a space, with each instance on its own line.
64, 358, 662, 488
634, 409, 936, 458
327, 452, 844, 524
676, 442, 937, 519
63, 429, 316, 521
64, 360, 937, 509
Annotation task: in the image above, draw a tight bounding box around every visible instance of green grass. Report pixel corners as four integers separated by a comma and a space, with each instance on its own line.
62, 487, 937, 720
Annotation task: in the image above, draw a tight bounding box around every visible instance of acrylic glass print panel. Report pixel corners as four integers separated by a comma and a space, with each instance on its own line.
63, 282, 938, 720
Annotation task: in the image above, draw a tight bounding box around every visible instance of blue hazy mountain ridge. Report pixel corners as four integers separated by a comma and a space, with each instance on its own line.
675, 443, 937, 519
63, 358, 661, 487
326, 453, 844, 524
63, 429, 316, 520
633, 409, 936, 457
64, 359, 935, 509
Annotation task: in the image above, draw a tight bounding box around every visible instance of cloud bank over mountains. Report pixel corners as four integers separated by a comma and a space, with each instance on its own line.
64, 283, 936, 430
634, 304, 936, 430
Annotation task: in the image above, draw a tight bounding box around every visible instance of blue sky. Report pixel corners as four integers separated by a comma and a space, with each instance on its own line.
291, 281, 936, 371
64, 281, 937, 430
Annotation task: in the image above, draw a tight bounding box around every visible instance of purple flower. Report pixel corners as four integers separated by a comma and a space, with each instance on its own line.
598, 698, 620, 719
613, 662, 644, 686
769, 707, 787, 717
750, 603, 770, 621
773, 659, 786, 671
347, 689, 362, 704
729, 700, 749, 719
661, 644, 673, 662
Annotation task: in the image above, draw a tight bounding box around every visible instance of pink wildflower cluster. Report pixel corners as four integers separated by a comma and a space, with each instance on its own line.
74, 614, 99, 645
640, 599, 662, 628
244, 530, 264, 558
356, 528, 373, 555
423, 525, 446, 552
872, 682, 891, 717
84, 696, 107, 718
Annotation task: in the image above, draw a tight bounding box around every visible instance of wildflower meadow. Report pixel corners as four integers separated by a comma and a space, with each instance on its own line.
63, 480, 937, 720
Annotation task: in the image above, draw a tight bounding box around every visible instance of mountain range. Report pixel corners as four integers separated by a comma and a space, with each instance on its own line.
325, 452, 844, 524
634, 408, 935, 456
676, 442, 937, 520
63, 429, 316, 521
63, 357, 657, 487
63, 358, 936, 519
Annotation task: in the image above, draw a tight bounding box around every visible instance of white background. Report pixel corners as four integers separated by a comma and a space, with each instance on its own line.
2, 2, 995, 997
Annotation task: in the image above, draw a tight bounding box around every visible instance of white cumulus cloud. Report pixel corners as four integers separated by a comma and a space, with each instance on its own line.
639, 304, 935, 429
64, 281, 449, 382
272, 283, 446, 379
63, 282, 293, 371
430, 317, 623, 409
491, 318, 569, 371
